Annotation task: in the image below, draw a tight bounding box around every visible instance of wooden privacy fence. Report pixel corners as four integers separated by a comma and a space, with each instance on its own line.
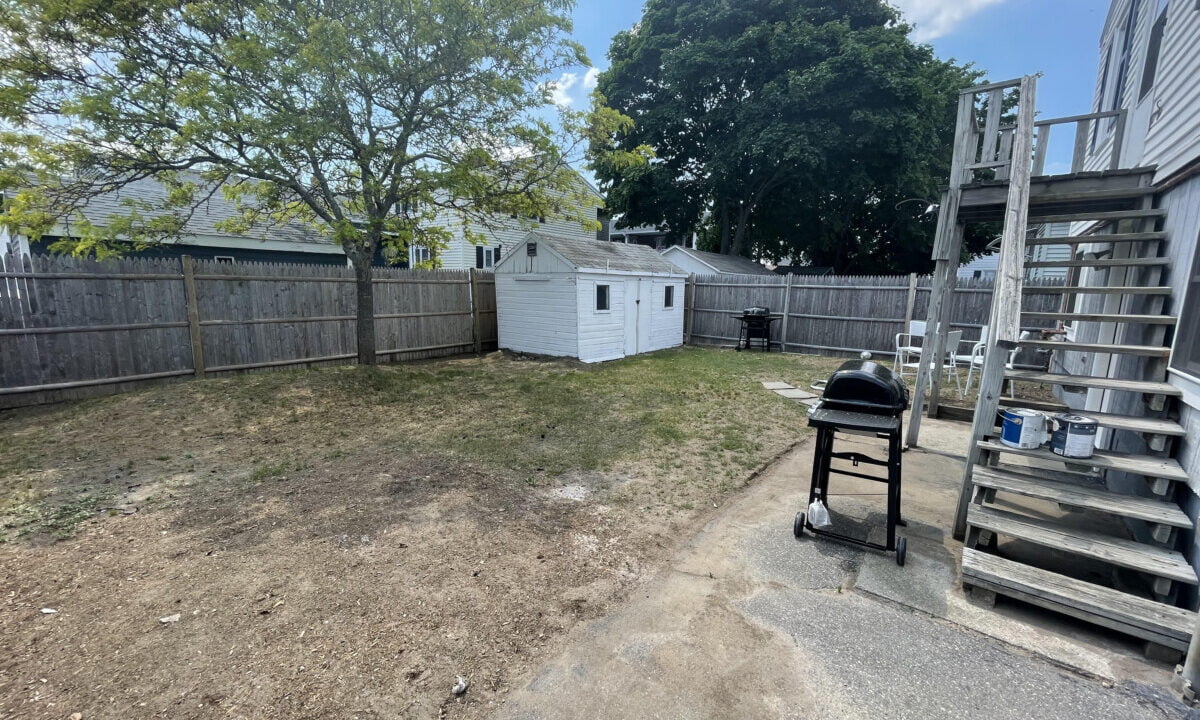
685, 273, 1066, 357
0, 252, 497, 408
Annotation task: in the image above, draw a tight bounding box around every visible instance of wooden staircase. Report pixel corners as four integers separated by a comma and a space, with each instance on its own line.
908, 76, 1198, 655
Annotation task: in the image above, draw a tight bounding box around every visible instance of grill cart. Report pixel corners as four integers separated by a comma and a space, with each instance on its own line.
733, 306, 779, 351
794, 359, 911, 566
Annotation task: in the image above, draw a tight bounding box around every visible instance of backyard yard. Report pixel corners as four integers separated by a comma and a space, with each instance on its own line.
0, 347, 844, 719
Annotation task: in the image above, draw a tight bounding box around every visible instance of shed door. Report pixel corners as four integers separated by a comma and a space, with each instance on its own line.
623, 278, 647, 356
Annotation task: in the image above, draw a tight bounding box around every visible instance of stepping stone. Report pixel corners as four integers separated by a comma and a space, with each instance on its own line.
775, 388, 817, 400
761, 381, 793, 390
801, 398, 821, 407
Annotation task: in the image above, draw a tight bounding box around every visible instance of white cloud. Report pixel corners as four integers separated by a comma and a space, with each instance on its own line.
546, 72, 579, 108
890, 0, 1005, 42
583, 67, 601, 90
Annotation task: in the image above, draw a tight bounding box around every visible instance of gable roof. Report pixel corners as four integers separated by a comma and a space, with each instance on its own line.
42, 173, 330, 247
528, 232, 683, 274
662, 246, 774, 275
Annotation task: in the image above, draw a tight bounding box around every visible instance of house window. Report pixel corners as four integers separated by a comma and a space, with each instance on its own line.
1110, 0, 1141, 115
475, 245, 498, 269
1139, 3, 1168, 101
595, 284, 610, 312
1091, 45, 1113, 153
1172, 232, 1200, 379
664, 285, 674, 308
214, 255, 235, 264
410, 245, 433, 266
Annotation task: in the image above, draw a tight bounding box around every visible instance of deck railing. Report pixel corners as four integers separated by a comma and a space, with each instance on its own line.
957, 78, 1129, 183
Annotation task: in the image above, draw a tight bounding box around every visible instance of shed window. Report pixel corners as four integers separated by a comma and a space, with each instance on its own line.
214, 255, 235, 264
595, 284, 610, 312
1171, 232, 1200, 379
664, 285, 674, 308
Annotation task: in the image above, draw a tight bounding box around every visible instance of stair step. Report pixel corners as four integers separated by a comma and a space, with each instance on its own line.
1024, 285, 1171, 295
1004, 369, 1181, 395
961, 548, 1196, 650
1020, 312, 1177, 325
972, 467, 1192, 527
1072, 411, 1187, 438
1025, 231, 1166, 246
1016, 340, 1171, 357
977, 438, 1189, 482
966, 505, 1198, 585
1024, 257, 1168, 269
1028, 208, 1166, 223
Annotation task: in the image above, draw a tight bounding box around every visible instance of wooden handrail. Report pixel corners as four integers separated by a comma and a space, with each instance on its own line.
961, 77, 1024, 94
1033, 109, 1123, 127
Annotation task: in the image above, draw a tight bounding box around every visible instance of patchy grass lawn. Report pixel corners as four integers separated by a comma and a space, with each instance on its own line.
0, 347, 841, 719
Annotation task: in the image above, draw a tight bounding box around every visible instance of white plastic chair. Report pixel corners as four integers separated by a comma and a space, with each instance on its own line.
894, 320, 926, 379
957, 325, 988, 397
899, 328, 962, 396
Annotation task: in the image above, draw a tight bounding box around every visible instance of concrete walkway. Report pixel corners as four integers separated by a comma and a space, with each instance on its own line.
498, 419, 1195, 720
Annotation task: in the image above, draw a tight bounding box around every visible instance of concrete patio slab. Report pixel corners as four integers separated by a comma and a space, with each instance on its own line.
497, 418, 1192, 719
762, 381, 794, 390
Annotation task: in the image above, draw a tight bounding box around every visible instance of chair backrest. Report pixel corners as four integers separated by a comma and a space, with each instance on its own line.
945, 331, 963, 359
909, 320, 927, 337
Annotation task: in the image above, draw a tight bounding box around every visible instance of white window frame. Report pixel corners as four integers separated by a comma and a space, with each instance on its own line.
664, 284, 674, 309
410, 245, 433, 266
214, 255, 236, 264
595, 283, 611, 313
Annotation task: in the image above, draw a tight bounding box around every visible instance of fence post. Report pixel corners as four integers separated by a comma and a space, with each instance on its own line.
181, 255, 205, 378
779, 273, 793, 352
684, 275, 696, 345
469, 268, 483, 354
903, 273, 918, 330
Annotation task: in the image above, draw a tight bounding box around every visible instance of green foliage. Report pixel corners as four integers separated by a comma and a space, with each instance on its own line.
591, 0, 988, 273
0, 0, 643, 356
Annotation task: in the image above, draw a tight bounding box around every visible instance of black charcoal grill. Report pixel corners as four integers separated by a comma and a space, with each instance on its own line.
794, 359, 910, 565
734, 306, 778, 351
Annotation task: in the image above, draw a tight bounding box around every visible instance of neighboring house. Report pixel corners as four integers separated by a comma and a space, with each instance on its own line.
660, 246, 774, 276
1024, 222, 1072, 280
3, 175, 347, 266
494, 232, 687, 363
423, 172, 605, 271
3, 169, 603, 269
1056, 0, 1200, 577
957, 252, 999, 280
609, 224, 691, 250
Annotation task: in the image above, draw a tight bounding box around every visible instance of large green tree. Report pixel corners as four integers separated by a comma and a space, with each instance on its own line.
592, 0, 987, 272
0, 0, 644, 363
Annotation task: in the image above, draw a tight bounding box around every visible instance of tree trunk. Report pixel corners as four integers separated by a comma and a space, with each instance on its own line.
730, 203, 749, 256
719, 201, 730, 255
349, 249, 377, 366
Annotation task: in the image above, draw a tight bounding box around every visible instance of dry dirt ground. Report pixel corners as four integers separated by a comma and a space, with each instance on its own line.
0, 347, 844, 720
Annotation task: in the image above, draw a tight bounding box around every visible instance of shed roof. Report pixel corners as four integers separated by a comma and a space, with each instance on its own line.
662, 246, 774, 275
530, 232, 683, 274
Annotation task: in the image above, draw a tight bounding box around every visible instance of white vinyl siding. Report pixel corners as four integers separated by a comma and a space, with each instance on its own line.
642, 279, 685, 354
495, 273, 578, 358
1142, 0, 1200, 179
576, 276, 627, 362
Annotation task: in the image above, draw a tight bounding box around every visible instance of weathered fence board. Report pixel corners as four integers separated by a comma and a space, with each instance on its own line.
688, 272, 1066, 358
0, 253, 497, 408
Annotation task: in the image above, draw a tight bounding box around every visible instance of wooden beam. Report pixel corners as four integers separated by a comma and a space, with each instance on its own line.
469, 268, 483, 354
1071, 119, 1089, 173
181, 255, 206, 379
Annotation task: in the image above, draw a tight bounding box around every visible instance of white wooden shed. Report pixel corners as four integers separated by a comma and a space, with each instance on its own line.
495, 232, 688, 363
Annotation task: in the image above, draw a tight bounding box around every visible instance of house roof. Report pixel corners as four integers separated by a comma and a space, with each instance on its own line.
48, 174, 330, 247
662, 246, 774, 275
529, 232, 683, 274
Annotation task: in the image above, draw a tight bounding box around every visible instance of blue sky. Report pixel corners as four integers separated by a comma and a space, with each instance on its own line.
555, 0, 1111, 175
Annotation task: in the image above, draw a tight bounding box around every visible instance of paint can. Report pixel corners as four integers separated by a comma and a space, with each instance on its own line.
1050, 414, 1097, 459
999, 408, 1048, 449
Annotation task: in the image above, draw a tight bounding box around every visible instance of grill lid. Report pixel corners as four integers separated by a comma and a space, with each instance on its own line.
819, 359, 909, 415
742, 306, 770, 316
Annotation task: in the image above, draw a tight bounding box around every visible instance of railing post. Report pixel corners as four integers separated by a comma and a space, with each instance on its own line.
1071, 119, 1089, 173
1032, 123, 1050, 176
1110, 109, 1127, 170
181, 255, 205, 378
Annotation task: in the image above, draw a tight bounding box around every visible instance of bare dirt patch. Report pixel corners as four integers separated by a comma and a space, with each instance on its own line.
0, 347, 842, 719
